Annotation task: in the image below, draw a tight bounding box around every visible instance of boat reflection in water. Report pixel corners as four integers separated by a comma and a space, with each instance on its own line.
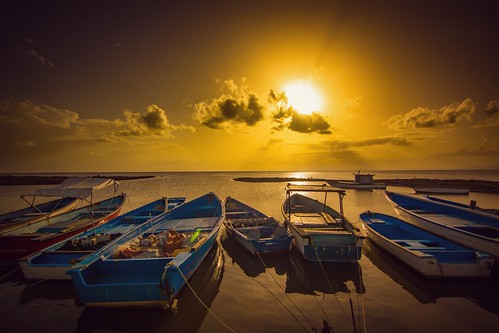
363, 239, 499, 316
75, 241, 224, 333
287, 246, 365, 295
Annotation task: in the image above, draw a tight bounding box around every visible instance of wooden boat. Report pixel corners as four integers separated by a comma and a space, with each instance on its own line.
282, 184, 366, 263
224, 197, 293, 255
0, 178, 91, 233
384, 191, 499, 258
327, 171, 386, 190
19, 197, 186, 280
413, 187, 469, 194
67, 192, 223, 310
0, 178, 126, 264
359, 211, 494, 278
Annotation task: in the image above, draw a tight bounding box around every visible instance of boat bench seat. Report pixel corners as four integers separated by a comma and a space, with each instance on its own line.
393, 239, 446, 250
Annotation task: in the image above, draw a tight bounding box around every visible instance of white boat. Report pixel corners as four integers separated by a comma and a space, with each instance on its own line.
360, 211, 494, 278
0, 178, 87, 233
384, 191, 499, 259
413, 187, 469, 194
328, 171, 386, 190
282, 184, 366, 263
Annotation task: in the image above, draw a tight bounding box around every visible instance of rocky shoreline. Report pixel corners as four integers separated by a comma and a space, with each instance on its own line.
233, 177, 499, 194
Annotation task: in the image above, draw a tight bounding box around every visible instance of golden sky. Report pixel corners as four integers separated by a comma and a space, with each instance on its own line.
1, 0, 498, 172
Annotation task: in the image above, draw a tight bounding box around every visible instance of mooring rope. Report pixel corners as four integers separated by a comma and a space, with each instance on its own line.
175, 264, 237, 333
0, 266, 21, 280
310, 239, 346, 315
251, 243, 315, 332
354, 233, 367, 333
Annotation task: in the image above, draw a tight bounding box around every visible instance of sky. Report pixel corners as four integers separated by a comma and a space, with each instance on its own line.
1, 0, 498, 172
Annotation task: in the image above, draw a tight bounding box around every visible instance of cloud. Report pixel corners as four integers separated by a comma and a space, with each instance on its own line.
386, 98, 476, 130
268, 90, 332, 134
114, 105, 194, 137
321, 137, 413, 150
1, 33, 54, 68
483, 100, 499, 122
24, 49, 54, 68
0, 100, 79, 128
193, 79, 265, 129
16, 140, 35, 147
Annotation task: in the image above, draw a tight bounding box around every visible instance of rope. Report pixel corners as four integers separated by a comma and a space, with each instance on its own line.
175, 264, 237, 333
0, 266, 21, 280
251, 243, 314, 332
310, 239, 346, 315
355, 238, 367, 333
251, 273, 310, 332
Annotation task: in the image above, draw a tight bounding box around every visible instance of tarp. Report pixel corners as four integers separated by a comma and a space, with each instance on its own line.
26, 178, 119, 198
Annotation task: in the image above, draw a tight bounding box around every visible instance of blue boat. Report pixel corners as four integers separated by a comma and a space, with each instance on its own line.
67, 192, 223, 310
359, 211, 494, 278
384, 191, 499, 259
224, 197, 293, 255
19, 197, 186, 280
282, 184, 366, 263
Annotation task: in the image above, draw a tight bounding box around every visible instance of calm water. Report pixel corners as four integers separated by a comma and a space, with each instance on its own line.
1, 171, 498, 333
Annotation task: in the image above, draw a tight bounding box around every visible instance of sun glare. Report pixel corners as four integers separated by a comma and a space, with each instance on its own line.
283, 82, 323, 115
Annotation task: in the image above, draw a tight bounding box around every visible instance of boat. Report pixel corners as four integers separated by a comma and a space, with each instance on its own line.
282, 184, 366, 263
224, 197, 293, 255
0, 178, 126, 264
359, 211, 494, 278
384, 191, 499, 258
67, 192, 223, 310
0, 178, 89, 233
412, 187, 469, 194
19, 197, 186, 280
327, 171, 386, 190
425, 196, 499, 216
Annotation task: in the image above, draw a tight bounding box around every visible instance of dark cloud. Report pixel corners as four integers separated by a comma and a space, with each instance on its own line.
194, 79, 265, 129
484, 100, 499, 119
268, 90, 332, 135
115, 105, 191, 137
386, 98, 476, 130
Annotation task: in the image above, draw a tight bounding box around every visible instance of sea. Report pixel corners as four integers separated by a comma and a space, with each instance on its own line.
0, 170, 498, 333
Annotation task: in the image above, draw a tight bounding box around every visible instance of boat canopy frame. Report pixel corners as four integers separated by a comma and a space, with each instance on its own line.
284, 183, 347, 222
19, 177, 121, 216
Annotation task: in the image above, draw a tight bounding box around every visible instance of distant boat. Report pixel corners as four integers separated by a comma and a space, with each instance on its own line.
19, 197, 186, 280
224, 197, 293, 255
0, 178, 91, 233
359, 211, 494, 278
0, 178, 126, 264
412, 187, 469, 194
67, 192, 223, 310
384, 191, 499, 258
282, 184, 366, 263
328, 171, 386, 190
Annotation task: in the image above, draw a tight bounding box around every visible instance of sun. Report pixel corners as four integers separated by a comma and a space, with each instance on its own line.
283, 81, 323, 115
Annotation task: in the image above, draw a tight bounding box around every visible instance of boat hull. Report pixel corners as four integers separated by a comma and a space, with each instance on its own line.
0, 195, 126, 264
67, 193, 223, 310
385, 191, 499, 258
224, 197, 293, 255
360, 211, 494, 278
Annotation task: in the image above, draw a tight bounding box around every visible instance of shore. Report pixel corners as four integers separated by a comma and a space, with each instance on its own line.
0, 175, 154, 186
233, 177, 499, 194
